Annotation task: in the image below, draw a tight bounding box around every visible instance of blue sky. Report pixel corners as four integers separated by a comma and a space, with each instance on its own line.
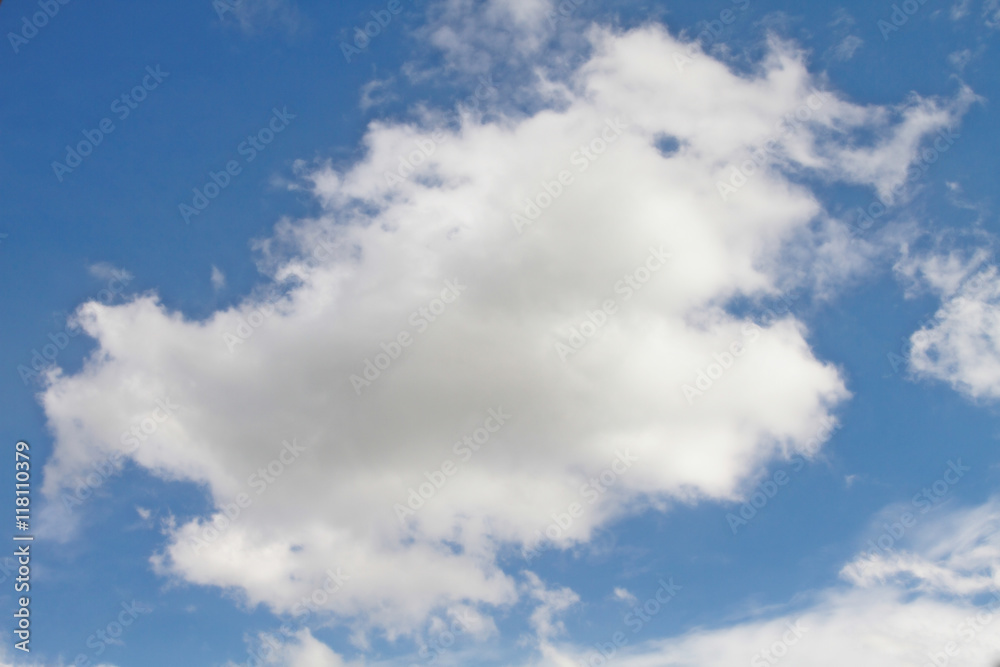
2, 0, 1000, 665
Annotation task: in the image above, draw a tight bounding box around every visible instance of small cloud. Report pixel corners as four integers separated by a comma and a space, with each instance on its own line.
360, 77, 397, 112
985, 0, 1000, 28
136, 506, 152, 521
211, 266, 226, 291
829, 35, 863, 61
825, 10, 861, 62
845, 474, 859, 488
612, 587, 637, 604
947, 47, 983, 70
951, 0, 972, 19
88, 262, 132, 282
829, 8, 856, 29
216, 0, 302, 36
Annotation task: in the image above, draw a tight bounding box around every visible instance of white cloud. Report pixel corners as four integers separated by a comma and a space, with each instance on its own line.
217, 0, 303, 36
212, 266, 227, 291
227, 628, 353, 667
829, 34, 863, 61
87, 262, 132, 283
901, 246, 1000, 400
537, 498, 1000, 667
952, 0, 973, 20
36, 19, 971, 653
419, 0, 556, 72
613, 587, 637, 604
359, 78, 397, 112
986, 0, 1000, 27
